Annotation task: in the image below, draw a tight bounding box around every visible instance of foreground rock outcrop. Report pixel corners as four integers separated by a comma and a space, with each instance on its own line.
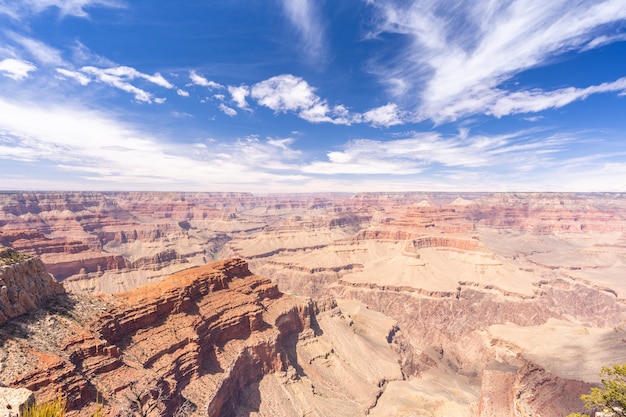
1, 259, 408, 416
0, 386, 35, 417
1, 258, 303, 415
0, 246, 64, 325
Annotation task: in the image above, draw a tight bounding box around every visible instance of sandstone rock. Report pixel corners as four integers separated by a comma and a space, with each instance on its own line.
1, 259, 323, 415
0, 387, 34, 417
0, 247, 64, 325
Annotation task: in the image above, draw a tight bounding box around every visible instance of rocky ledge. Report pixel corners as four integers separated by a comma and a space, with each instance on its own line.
0, 258, 316, 416
0, 246, 64, 325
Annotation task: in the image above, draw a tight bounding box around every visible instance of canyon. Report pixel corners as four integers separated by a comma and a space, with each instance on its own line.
1, 191, 626, 416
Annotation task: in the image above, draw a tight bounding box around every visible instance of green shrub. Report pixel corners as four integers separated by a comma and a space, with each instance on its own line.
568, 364, 626, 417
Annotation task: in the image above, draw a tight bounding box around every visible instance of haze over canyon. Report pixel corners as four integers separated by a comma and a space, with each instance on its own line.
1, 191, 625, 416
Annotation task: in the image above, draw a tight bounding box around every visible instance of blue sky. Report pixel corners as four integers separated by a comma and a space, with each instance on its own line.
1, 0, 626, 192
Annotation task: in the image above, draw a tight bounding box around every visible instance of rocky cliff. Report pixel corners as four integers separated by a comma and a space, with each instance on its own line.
0, 192, 356, 293
1, 258, 409, 417
0, 246, 64, 325
221, 192, 626, 416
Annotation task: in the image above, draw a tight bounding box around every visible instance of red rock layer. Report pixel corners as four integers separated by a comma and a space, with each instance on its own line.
5, 258, 316, 416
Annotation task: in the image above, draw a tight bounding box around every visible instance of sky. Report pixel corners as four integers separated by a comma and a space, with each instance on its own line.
1, 0, 626, 193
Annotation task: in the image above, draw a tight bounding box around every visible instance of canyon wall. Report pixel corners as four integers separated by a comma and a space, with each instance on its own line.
1, 257, 408, 417
2, 191, 626, 416
1, 258, 316, 415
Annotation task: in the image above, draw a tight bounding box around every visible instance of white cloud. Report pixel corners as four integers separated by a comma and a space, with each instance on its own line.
142, 72, 173, 89
251, 74, 318, 112
80, 65, 174, 103
228, 85, 250, 109
230, 136, 302, 169
71, 40, 115, 67
5, 32, 64, 66
369, 0, 626, 121
177, 89, 189, 97
0, 0, 125, 19
85, 66, 173, 88
302, 129, 566, 175
362, 103, 405, 127
279, 0, 325, 61
55, 68, 90, 85
250, 74, 357, 124
488, 77, 626, 117
154, 97, 166, 104
248, 74, 409, 126
189, 70, 224, 89
219, 103, 237, 117
172, 111, 193, 118
583, 33, 626, 50
0, 97, 308, 190
81, 66, 153, 102
1, 94, 625, 192
0, 58, 36, 80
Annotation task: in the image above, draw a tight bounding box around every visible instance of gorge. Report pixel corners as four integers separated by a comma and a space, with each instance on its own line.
1, 191, 625, 416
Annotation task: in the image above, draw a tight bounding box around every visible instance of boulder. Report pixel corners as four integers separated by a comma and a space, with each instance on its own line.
0, 387, 35, 417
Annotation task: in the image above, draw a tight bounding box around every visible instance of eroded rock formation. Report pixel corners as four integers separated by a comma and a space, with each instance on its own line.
0, 246, 64, 325
2, 191, 626, 416
1, 258, 409, 417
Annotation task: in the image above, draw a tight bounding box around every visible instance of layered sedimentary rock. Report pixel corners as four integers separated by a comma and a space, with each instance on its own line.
0, 192, 359, 293
3, 191, 626, 416
1, 259, 299, 414
0, 246, 64, 324
1, 259, 408, 417
221, 192, 626, 416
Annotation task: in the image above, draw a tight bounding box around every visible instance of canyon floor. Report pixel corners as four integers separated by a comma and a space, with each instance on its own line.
1, 191, 625, 416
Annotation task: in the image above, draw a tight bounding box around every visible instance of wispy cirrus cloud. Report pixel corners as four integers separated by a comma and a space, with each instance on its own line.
302, 129, 567, 175
188, 70, 224, 89
76, 65, 174, 103
368, 0, 626, 122
1, 94, 624, 192
0, 31, 176, 104
55, 68, 90, 85
70, 40, 114, 67
0, 58, 36, 80
488, 77, 626, 117
279, 0, 326, 62
0, 0, 125, 19
5, 31, 64, 66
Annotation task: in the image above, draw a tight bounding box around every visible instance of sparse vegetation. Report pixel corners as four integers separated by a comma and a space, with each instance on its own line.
22, 395, 66, 417
21, 394, 107, 417
0, 246, 30, 266
567, 364, 626, 417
